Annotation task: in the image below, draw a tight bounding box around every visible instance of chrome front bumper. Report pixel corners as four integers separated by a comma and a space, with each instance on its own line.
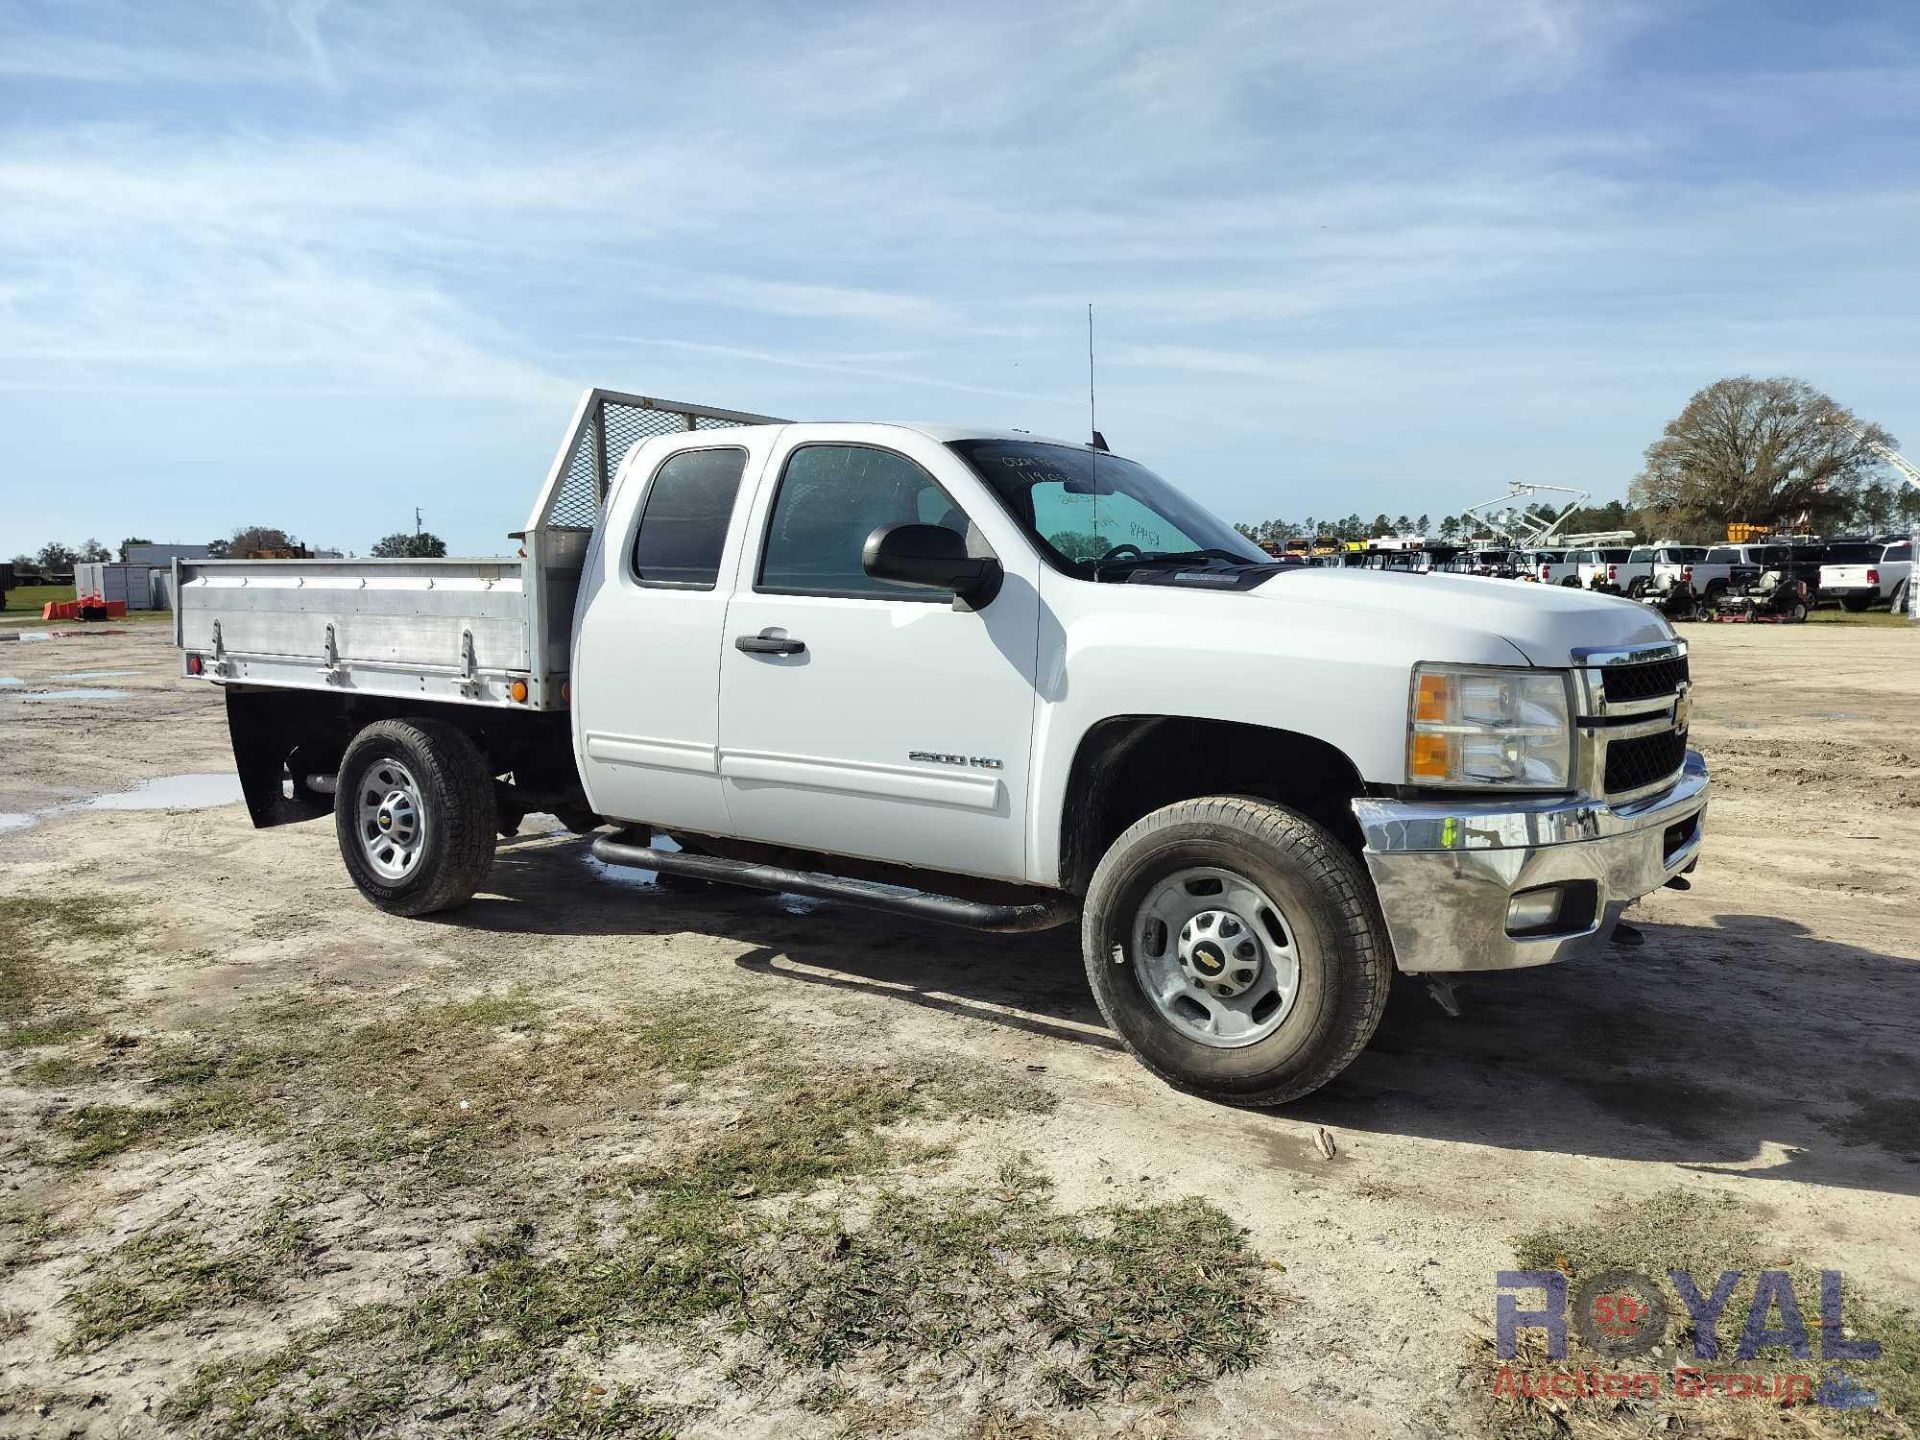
1350, 750, 1709, 973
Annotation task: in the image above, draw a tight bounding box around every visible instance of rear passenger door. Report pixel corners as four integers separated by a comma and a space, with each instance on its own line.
572, 433, 773, 834
715, 429, 1042, 882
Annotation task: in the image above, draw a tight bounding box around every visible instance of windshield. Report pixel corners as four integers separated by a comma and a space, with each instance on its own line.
946, 439, 1267, 578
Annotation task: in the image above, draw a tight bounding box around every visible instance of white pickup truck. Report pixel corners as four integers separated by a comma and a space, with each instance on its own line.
1820, 538, 1912, 612
174, 388, 1708, 1106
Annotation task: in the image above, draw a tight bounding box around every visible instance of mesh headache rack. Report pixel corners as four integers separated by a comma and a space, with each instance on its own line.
526, 389, 790, 532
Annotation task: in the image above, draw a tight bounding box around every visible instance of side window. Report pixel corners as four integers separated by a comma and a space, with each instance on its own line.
758, 444, 971, 599
1887, 542, 1912, 562
630, 448, 749, 588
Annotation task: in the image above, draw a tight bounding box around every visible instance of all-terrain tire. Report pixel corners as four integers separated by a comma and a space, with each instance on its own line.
335, 719, 498, 916
1081, 796, 1392, 1107
1887, 583, 1906, 615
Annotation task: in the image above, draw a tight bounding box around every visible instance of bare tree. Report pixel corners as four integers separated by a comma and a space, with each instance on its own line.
1629, 377, 1895, 538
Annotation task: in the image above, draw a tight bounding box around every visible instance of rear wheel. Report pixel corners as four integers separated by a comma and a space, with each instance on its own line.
1081, 796, 1391, 1107
1627, 577, 1650, 599
1886, 583, 1906, 614
336, 719, 498, 916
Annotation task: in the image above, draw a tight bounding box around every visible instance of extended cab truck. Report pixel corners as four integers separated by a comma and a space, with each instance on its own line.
175, 389, 1710, 1107
1821, 539, 1912, 613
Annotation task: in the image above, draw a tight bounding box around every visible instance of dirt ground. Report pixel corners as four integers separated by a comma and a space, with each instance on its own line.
2, 620, 1917, 1438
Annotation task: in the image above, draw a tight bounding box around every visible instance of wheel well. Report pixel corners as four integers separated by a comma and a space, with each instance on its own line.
1059, 716, 1366, 894
223, 689, 580, 828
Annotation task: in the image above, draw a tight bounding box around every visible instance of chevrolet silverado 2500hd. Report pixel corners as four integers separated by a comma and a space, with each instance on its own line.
175, 388, 1709, 1106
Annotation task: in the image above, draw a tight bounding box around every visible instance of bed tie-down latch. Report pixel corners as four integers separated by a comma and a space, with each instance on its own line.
208, 621, 233, 679
458, 630, 482, 698
321, 624, 346, 685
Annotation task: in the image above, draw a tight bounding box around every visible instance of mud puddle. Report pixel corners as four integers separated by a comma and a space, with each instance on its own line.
0, 772, 244, 833
10, 688, 132, 702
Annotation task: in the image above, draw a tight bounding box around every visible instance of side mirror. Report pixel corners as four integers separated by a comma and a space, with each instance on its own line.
862, 523, 1002, 608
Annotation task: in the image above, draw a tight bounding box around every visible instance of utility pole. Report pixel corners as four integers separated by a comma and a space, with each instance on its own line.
414, 507, 423, 538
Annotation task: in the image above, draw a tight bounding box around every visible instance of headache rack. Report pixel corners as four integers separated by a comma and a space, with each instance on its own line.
176, 388, 787, 712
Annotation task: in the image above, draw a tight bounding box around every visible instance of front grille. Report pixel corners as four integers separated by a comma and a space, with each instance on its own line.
1602, 654, 1689, 703
1604, 727, 1687, 797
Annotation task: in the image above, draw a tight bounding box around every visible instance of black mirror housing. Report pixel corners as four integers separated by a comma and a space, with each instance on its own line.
861, 523, 1002, 608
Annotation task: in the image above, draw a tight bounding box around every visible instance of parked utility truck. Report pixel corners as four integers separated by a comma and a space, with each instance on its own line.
175, 389, 1708, 1106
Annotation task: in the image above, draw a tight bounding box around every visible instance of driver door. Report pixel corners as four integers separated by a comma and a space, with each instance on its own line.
716, 429, 1041, 882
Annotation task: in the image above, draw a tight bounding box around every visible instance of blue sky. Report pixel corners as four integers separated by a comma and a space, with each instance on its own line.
3, 0, 1917, 555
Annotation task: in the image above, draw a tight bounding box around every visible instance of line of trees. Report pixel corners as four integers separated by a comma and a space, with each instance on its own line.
1237, 376, 1916, 548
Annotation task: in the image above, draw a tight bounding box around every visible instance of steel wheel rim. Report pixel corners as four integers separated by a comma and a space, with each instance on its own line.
356, 758, 426, 881
1130, 866, 1301, 1049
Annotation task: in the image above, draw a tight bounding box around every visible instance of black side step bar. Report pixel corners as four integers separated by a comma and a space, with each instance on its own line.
588, 836, 1077, 934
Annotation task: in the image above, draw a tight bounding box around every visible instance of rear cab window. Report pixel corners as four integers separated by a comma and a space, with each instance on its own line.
630, 447, 750, 589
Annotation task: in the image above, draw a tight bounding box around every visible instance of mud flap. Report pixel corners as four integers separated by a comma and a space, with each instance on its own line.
225, 688, 337, 828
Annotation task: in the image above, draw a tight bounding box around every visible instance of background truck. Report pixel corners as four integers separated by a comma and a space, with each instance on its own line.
1820, 538, 1912, 612
176, 388, 1709, 1107
1569, 545, 1633, 590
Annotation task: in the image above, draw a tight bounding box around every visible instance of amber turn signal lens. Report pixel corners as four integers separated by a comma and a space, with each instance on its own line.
1414, 671, 1451, 723
509, 679, 529, 704
1410, 732, 1450, 778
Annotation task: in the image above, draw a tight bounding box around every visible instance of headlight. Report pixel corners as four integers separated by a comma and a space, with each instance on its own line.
1407, 664, 1573, 789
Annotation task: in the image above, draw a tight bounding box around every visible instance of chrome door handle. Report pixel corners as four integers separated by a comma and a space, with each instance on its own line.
734, 632, 805, 656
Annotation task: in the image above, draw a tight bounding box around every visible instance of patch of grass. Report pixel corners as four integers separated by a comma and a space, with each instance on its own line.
4, 1014, 95, 1048
1806, 608, 1912, 626
0, 894, 133, 1041
45, 990, 754, 1175
504, 1377, 689, 1439
760, 1160, 1270, 1404
20, 1053, 82, 1087
168, 1065, 1257, 1439
63, 1199, 316, 1349
2, 583, 74, 615
1474, 1188, 1920, 1439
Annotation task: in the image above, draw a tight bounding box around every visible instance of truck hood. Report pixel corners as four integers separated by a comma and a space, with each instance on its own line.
1251, 568, 1674, 665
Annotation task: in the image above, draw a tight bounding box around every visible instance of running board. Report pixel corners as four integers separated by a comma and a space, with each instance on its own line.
588, 836, 1077, 934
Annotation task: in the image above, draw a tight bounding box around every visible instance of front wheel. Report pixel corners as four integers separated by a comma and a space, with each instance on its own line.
336, 719, 498, 916
1081, 796, 1392, 1107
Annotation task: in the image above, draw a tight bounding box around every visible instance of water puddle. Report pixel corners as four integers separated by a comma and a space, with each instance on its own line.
79, 773, 245, 811
54, 670, 142, 682
0, 677, 20, 687
2, 631, 52, 642
0, 772, 244, 834
12, 688, 131, 703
